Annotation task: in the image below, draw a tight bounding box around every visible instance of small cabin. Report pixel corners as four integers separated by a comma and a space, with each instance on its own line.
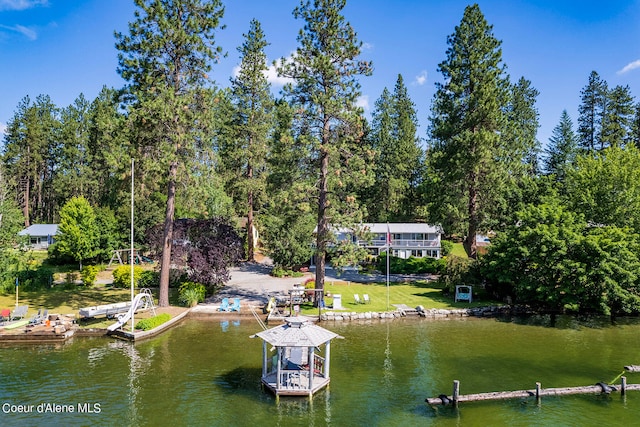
251, 317, 343, 397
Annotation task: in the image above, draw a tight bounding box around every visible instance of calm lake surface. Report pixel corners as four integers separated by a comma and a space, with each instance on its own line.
2, 315, 640, 426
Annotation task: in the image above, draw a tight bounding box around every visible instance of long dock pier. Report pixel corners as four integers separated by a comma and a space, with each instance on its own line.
426, 377, 640, 406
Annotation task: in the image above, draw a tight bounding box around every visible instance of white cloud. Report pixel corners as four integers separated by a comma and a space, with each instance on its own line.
0, 122, 7, 137
362, 42, 373, 50
414, 70, 428, 86
264, 63, 294, 86
0, 0, 48, 11
356, 95, 369, 110
617, 59, 640, 75
0, 24, 38, 40
231, 60, 294, 87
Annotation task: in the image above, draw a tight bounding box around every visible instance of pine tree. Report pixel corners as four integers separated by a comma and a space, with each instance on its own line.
544, 110, 578, 183
577, 71, 607, 153
602, 85, 635, 148
2, 94, 59, 226
368, 75, 423, 222
115, 0, 225, 306
428, 4, 509, 258
277, 0, 373, 298
223, 19, 273, 262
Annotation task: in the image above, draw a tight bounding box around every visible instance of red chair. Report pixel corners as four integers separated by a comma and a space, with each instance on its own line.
1, 309, 10, 321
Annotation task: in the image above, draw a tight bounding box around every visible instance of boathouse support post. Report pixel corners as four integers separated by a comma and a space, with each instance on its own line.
622, 376, 627, 396
262, 341, 268, 378
453, 380, 460, 406
325, 342, 331, 378
308, 346, 313, 390
276, 347, 282, 389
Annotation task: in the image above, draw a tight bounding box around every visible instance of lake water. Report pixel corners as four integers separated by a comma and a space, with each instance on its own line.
2, 315, 640, 426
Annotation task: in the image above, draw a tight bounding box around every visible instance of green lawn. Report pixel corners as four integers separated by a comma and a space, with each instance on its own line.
449, 242, 468, 258
300, 279, 494, 315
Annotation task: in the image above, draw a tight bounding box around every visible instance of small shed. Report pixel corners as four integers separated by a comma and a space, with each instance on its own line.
251, 316, 343, 397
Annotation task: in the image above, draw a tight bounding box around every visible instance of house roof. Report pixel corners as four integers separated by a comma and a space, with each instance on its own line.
363, 223, 442, 234
252, 317, 343, 347
316, 223, 443, 234
18, 224, 59, 237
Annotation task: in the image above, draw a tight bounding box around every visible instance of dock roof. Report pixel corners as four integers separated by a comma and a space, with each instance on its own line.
252, 317, 342, 347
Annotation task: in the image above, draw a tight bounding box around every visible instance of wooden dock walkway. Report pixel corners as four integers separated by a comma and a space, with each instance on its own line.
426, 377, 640, 406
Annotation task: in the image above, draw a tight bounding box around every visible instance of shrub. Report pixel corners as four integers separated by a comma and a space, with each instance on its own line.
112, 265, 143, 288
138, 270, 159, 288
178, 282, 206, 307
135, 313, 171, 331
271, 266, 304, 278
16, 268, 55, 291
81, 265, 100, 287
440, 240, 454, 257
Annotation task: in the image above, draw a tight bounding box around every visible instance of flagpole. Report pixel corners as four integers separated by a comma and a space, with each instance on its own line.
386, 223, 390, 311
15, 277, 19, 307
131, 158, 135, 332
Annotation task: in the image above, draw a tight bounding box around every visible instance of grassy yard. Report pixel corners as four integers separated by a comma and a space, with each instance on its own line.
299, 279, 494, 315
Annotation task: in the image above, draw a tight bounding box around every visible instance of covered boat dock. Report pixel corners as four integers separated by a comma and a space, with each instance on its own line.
251, 316, 343, 397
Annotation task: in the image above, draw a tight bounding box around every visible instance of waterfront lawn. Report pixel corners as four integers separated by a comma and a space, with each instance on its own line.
300, 280, 495, 315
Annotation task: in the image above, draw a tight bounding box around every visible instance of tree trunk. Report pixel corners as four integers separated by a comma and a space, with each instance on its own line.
465, 174, 478, 259
314, 145, 330, 307
247, 161, 255, 262
158, 160, 177, 307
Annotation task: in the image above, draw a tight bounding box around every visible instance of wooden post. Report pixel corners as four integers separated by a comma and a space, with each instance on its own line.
453, 380, 460, 405
536, 382, 541, 399
621, 376, 627, 396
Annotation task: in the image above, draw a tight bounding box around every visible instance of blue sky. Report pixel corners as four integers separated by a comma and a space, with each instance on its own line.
1, 0, 640, 148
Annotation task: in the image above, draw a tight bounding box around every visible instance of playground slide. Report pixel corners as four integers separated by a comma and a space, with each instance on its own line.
106, 293, 153, 332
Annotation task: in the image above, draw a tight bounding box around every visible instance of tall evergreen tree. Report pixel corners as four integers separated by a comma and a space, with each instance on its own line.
55, 94, 93, 205
263, 99, 316, 268
577, 71, 607, 153
223, 19, 273, 262
544, 110, 578, 183
277, 0, 373, 298
602, 84, 635, 148
2, 94, 59, 225
115, 0, 225, 306
427, 4, 509, 258
368, 75, 423, 221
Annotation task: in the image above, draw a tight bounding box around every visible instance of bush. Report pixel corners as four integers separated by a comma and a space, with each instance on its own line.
135, 313, 171, 331
16, 268, 55, 291
178, 282, 206, 307
377, 254, 446, 275
271, 266, 304, 278
112, 265, 144, 288
81, 265, 100, 287
139, 270, 159, 288
440, 240, 454, 257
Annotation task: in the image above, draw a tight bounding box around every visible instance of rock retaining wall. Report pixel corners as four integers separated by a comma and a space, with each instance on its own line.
320, 305, 514, 321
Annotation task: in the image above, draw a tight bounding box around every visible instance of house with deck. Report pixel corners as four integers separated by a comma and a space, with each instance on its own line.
328, 223, 443, 260
18, 224, 59, 249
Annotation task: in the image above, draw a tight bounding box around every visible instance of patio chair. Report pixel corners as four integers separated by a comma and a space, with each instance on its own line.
363, 294, 371, 304
218, 298, 230, 312
28, 308, 42, 325
11, 305, 28, 320
230, 298, 241, 312
1, 309, 10, 322
354, 294, 363, 304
